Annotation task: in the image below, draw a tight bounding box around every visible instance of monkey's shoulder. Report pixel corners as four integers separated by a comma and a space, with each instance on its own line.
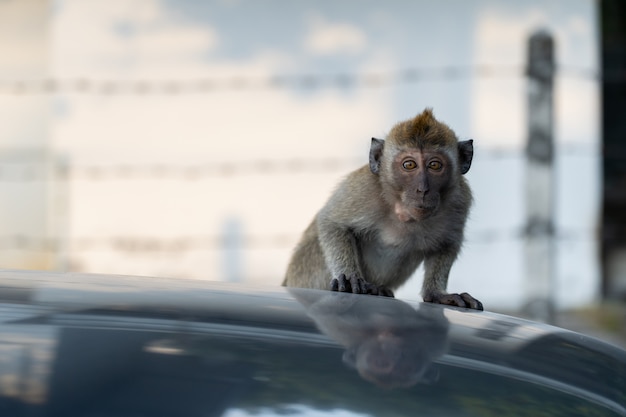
340, 165, 381, 196
320, 167, 384, 220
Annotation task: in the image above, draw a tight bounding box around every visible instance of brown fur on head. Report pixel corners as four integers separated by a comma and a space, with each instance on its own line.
386, 108, 458, 149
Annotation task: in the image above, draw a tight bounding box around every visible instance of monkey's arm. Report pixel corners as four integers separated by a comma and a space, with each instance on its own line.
316, 176, 394, 297
316, 217, 367, 293
421, 245, 483, 310
316, 220, 394, 296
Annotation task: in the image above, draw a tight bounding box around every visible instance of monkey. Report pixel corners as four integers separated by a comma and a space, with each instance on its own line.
282, 108, 482, 310
289, 288, 449, 388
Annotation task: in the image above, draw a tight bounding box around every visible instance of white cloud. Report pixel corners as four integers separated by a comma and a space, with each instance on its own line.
568, 15, 590, 36
470, 8, 599, 148
305, 15, 366, 56
472, 10, 532, 67
49, 1, 393, 283
52, 0, 219, 77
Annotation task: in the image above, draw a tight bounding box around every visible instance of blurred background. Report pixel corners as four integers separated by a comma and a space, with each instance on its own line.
0, 0, 624, 334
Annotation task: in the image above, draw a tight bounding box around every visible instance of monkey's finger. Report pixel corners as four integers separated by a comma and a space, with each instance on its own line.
379, 287, 395, 298
337, 274, 351, 292
330, 278, 339, 292
437, 294, 468, 309
460, 293, 483, 311
366, 283, 379, 295
335, 274, 349, 292
358, 281, 369, 294
348, 274, 364, 294
448, 294, 468, 308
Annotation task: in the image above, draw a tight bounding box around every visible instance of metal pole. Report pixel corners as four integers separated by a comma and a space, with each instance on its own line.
54, 154, 71, 272
221, 217, 243, 282
524, 30, 555, 323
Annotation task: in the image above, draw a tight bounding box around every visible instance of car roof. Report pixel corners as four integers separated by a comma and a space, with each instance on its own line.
1, 270, 625, 417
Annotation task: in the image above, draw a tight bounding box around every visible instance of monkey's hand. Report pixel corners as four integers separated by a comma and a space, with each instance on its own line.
330, 274, 394, 297
424, 292, 483, 311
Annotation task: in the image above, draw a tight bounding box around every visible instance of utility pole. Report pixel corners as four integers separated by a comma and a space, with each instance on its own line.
524, 30, 556, 323
221, 217, 243, 282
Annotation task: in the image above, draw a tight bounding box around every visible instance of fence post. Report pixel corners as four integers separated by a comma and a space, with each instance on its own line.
222, 217, 243, 282
52, 154, 71, 272
524, 30, 555, 322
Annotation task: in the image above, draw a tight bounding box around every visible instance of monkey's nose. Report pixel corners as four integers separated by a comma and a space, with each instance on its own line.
416, 173, 429, 193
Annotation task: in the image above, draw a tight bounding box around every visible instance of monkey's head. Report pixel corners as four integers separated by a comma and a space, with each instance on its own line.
369, 109, 473, 222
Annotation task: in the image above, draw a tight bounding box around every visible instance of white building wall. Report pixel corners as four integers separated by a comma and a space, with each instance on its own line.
0, 0, 56, 270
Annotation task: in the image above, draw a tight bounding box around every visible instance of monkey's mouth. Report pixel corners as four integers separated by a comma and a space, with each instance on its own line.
395, 201, 437, 222
412, 205, 437, 219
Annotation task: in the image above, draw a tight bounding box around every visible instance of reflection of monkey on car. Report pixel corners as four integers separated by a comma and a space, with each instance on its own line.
283, 109, 482, 310
290, 289, 449, 389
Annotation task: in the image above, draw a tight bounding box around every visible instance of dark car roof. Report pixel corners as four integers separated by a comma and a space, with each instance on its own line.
1, 270, 625, 417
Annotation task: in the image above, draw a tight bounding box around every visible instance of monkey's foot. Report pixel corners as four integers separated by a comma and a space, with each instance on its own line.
424, 292, 483, 311
330, 274, 394, 297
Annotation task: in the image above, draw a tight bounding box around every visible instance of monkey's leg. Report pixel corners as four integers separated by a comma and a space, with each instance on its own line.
422, 248, 483, 310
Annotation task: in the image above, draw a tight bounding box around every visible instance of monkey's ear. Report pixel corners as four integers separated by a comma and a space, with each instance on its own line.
458, 139, 473, 175
369, 138, 385, 175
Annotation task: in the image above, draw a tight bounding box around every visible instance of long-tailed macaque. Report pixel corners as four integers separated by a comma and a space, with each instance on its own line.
283, 109, 482, 310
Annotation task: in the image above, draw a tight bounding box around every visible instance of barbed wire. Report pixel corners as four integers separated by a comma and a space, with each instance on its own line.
0, 65, 601, 96
0, 234, 296, 252
0, 157, 361, 181
0, 228, 596, 253
67, 157, 364, 179
0, 144, 605, 182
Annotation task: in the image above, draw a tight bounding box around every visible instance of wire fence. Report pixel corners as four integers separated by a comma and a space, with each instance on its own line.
0, 64, 602, 96
0, 62, 605, 260
0, 144, 606, 182
0, 226, 595, 254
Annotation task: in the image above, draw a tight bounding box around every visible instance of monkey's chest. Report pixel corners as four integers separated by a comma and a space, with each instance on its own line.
358, 230, 425, 283
378, 225, 412, 247
372, 219, 441, 253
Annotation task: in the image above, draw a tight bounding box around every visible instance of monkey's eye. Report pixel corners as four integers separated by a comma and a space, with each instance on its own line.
428, 161, 443, 171
402, 160, 417, 170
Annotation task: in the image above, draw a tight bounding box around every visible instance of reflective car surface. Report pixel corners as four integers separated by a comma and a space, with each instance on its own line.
0, 270, 625, 417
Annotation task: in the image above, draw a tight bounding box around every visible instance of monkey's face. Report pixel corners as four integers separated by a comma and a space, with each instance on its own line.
389, 149, 453, 222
